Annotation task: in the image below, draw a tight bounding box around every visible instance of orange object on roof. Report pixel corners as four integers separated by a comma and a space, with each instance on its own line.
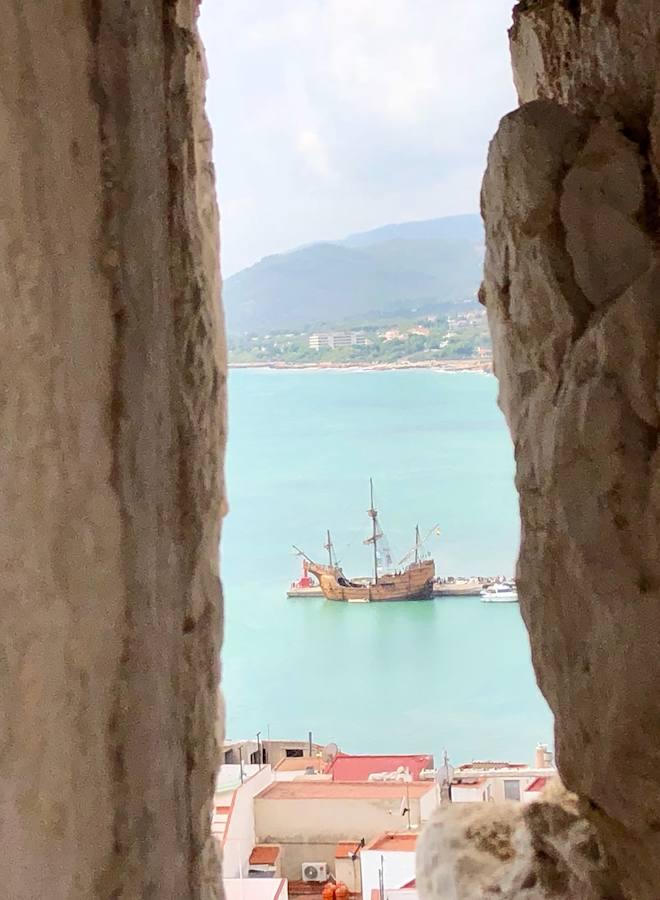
249, 845, 280, 866
325, 753, 433, 781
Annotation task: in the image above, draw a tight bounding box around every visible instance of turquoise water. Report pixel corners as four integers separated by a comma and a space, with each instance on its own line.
222, 369, 553, 764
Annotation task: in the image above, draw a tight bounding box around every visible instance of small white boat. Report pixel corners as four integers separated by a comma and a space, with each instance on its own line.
480, 581, 518, 603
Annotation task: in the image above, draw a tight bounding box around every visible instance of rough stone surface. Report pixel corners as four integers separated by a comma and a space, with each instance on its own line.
0, 2, 224, 898
510, 0, 660, 130
441, 2, 660, 898
417, 782, 620, 899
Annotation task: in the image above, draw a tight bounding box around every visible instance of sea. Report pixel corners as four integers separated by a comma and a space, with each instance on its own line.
222, 368, 553, 766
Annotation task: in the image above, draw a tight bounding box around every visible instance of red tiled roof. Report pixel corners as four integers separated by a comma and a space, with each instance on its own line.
326, 753, 433, 782
400, 879, 416, 889
257, 781, 433, 800
524, 776, 548, 793
365, 833, 418, 852
335, 841, 362, 859
249, 845, 280, 866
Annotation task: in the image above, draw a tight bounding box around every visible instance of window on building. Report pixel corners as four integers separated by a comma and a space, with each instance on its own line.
503, 779, 521, 801
285, 748, 304, 758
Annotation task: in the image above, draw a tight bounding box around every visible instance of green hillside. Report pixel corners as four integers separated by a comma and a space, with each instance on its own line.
224, 214, 484, 334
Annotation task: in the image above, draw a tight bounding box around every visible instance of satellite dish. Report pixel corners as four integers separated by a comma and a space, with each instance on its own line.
323, 742, 339, 761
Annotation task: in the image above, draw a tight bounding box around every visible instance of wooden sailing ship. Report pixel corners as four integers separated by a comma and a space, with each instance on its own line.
295, 480, 435, 602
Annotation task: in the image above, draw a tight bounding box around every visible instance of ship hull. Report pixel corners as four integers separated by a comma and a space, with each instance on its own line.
434, 578, 483, 597
307, 560, 435, 602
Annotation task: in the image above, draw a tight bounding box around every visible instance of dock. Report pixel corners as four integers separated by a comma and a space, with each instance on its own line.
288, 577, 508, 599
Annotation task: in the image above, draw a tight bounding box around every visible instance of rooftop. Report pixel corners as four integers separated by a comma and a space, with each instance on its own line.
451, 777, 486, 789
274, 755, 325, 773
335, 840, 363, 859
365, 833, 418, 853
249, 845, 281, 866
325, 753, 433, 782
455, 761, 528, 772
256, 781, 433, 801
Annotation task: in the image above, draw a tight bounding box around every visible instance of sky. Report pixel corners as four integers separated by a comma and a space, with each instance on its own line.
199, 1, 517, 277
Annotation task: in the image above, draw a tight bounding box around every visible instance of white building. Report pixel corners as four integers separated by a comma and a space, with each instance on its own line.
308, 332, 367, 350
223, 877, 288, 900
253, 780, 439, 880
213, 764, 275, 878
450, 744, 556, 804
222, 738, 327, 768
360, 833, 418, 900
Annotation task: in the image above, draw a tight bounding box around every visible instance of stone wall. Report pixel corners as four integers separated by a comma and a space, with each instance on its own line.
419, 2, 660, 897
0, 2, 224, 898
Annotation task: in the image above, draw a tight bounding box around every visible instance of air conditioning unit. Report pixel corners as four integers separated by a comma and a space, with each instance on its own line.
302, 862, 328, 882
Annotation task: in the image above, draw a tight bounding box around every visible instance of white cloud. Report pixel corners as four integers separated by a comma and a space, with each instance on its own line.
199, 0, 517, 274
297, 130, 333, 178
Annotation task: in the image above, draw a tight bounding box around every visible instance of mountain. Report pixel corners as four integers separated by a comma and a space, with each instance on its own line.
223, 214, 484, 334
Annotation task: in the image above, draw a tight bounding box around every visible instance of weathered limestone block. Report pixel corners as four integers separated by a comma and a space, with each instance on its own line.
560, 123, 653, 307
0, 2, 224, 898
417, 782, 619, 900
510, 1, 660, 129
439, 2, 660, 898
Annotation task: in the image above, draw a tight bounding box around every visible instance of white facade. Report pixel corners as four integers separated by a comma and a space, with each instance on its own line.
387, 889, 418, 900
450, 781, 489, 803
451, 766, 556, 804
308, 331, 366, 350
419, 783, 441, 820
360, 839, 417, 900
223, 878, 288, 900
254, 782, 436, 880
220, 766, 275, 878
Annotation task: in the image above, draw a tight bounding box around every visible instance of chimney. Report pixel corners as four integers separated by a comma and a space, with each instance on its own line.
535, 743, 548, 768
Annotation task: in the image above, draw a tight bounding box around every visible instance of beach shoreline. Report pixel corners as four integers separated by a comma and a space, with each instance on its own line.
228, 358, 493, 374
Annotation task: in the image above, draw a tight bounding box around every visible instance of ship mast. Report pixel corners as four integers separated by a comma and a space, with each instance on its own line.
368, 478, 379, 583
324, 529, 335, 567
414, 524, 420, 565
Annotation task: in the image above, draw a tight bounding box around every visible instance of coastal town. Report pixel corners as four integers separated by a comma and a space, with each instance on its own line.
228, 307, 493, 373
215, 736, 556, 900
